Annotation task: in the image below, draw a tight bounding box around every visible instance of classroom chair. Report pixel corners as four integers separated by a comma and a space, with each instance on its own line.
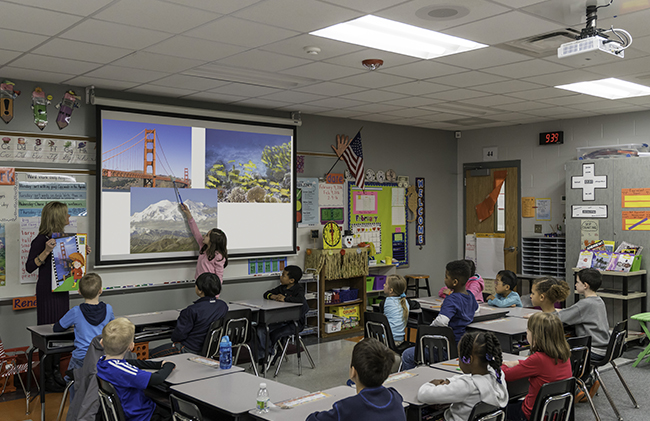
364, 312, 413, 356
97, 376, 127, 421
56, 370, 74, 421
201, 318, 224, 360
567, 336, 600, 421
170, 394, 203, 421
405, 274, 431, 298
592, 320, 639, 421
468, 401, 505, 421
528, 377, 575, 421
630, 312, 650, 367
0, 335, 39, 414
203, 308, 259, 376
414, 325, 457, 366
268, 301, 315, 377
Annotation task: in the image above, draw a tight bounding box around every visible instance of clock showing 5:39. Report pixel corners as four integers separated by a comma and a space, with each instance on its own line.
322, 221, 342, 249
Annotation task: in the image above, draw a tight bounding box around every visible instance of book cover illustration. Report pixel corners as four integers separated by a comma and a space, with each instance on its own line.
591, 251, 612, 271
576, 250, 593, 269
51, 233, 87, 292
613, 253, 635, 272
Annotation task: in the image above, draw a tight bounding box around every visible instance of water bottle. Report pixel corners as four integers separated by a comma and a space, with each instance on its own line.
219, 335, 232, 369
256, 382, 270, 413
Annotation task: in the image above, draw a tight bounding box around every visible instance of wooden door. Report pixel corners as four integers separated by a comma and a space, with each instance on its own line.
465, 166, 519, 274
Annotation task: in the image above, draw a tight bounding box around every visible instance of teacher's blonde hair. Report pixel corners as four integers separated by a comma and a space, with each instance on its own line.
38, 201, 68, 235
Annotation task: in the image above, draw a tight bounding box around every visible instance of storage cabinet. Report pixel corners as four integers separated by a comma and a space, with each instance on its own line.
521, 237, 566, 278
300, 273, 319, 337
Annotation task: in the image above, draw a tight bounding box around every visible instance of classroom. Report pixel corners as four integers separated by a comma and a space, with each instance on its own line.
1, 1, 649, 421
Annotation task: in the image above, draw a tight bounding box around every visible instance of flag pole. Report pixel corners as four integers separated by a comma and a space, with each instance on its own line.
324, 126, 362, 177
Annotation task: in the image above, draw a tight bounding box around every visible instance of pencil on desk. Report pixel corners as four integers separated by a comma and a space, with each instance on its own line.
440, 362, 458, 367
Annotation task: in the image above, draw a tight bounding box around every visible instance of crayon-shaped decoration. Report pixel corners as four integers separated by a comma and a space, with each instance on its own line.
1, 80, 21, 124
55, 90, 81, 130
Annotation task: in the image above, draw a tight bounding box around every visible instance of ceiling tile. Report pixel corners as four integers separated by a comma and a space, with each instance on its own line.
258, 90, 326, 103
261, 34, 365, 61
281, 62, 363, 81
292, 104, 344, 114
323, 48, 420, 69
10, 54, 101, 74
523, 0, 650, 27
349, 113, 402, 122
183, 91, 248, 103
185, 17, 298, 48
587, 56, 650, 78
149, 75, 231, 91
215, 50, 310, 72
126, 85, 199, 98
382, 81, 453, 95
60, 19, 172, 50
472, 80, 544, 94
33, 39, 133, 63
527, 106, 591, 117
0, 49, 21, 66
445, 11, 564, 45
427, 71, 508, 87
490, 0, 547, 8
377, 0, 509, 31
84, 65, 170, 84
303, 97, 368, 109
425, 89, 490, 101
482, 58, 571, 78
386, 117, 431, 126
0, 67, 74, 84
343, 103, 404, 114
231, 97, 293, 109
164, 0, 262, 14
63, 76, 140, 91
94, 0, 221, 33
340, 89, 407, 103
0, 2, 82, 35
520, 69, 602, 87
209, 83, 281, 97
7, 0, 114, 16
458, 95, 524, 107
335, 72, 414, 89
320, 0, 410, 14
381, 108, 435, 118
508, 87, 578, 101
382, 96, 441, 107
112, 52, 206, 73
436, 46, 530, 70
295, 82, 367, 96
0, 29, 48, 52
536, 94, 601, 106
144, 37, 247, 62
497, 101, 559, 112
234, 0, 361, 32
382, 60, 465, 80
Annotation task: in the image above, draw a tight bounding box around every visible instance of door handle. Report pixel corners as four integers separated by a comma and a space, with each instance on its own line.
504, 246, 517, 252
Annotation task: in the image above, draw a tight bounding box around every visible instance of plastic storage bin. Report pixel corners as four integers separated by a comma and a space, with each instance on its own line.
366, 276, 375, 291
373, 275, 387, 291
339, 288, 359, 302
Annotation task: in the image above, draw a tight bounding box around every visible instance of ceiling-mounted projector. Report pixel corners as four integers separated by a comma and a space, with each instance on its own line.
558, 35, 623, 59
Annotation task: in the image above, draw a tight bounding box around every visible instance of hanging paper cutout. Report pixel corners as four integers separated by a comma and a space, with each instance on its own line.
475, 170, 507, 222
31, 87, 51, 130
55, 90, 81, 130
1, 80, 21, 124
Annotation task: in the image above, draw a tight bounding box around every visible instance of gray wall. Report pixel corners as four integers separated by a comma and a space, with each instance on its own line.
0, 79, 458, 348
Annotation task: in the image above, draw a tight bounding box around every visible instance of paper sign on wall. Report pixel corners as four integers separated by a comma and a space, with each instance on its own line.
319, 183, 343, 206
297, 178, 318, 226
535, 198, 551, 220
571, 163, 607, 201
580, 220, 599, 249
522, 197, 535, 218
622, 211, 650, 231
622, 188, 650, 208
572, 205, 608, 218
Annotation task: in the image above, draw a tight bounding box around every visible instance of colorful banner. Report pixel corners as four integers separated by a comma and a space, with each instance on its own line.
0, 135, 95, 164
415, 177, 425, 246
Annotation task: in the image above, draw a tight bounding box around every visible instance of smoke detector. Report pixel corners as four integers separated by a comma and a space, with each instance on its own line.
304, 46, 321, 55
362, 59, 383, 70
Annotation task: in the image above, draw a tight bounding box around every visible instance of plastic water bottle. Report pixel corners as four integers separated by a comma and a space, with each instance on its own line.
256, 382, 270, 413
219, 335, 232, 369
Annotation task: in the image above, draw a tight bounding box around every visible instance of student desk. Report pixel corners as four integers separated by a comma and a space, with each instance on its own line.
230, 299, 303, 376
386, 366, 454, 421
416, 300, 509, 325
26, 309, 180, 420
467, 317, 528, 354
248, 385, 356, 421
150, 352, 244, 385
170, 371, 308, 420
505, 307, 540, 319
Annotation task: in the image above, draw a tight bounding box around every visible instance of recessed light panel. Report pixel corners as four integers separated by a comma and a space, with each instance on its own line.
555, 78, 650, 100
310, 15, 487, 60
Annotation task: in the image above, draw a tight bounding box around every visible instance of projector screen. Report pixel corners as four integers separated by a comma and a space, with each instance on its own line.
96, 107, 296, 266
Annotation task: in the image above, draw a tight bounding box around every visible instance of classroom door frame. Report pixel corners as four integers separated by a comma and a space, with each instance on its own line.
462, 160, 522, 274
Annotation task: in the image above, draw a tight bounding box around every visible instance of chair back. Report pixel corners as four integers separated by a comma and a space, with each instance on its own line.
596, 319, 627, 367
170, 394, 203, 421
567, 336, 591, 379
414, 325, 457, 365
529, 377, 575, 421
96, 376, 127, 421
468, 401, 505, 421
201, 318, 224, 358
364, 311, 398, 353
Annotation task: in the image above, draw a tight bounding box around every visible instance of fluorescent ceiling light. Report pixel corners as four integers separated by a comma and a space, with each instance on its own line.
310, 15, 488, 60
555, 78, 650, 100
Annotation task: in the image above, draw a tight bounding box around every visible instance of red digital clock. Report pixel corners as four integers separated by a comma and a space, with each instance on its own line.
539, 131, 564, 145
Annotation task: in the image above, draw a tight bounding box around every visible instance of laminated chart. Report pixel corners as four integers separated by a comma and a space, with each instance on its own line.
622, 188, 650, 208
622, 211, 650, 231
350, 223, 382, 254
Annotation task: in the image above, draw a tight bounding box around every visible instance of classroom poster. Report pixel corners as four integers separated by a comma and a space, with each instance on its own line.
535, 198, 551, 220
522, 197, 535, 218
297, 178, 318, 226
580, 220, 599, 248
319, 183, 343, 207
0, 167, 17, 221
20, 217, 78, 284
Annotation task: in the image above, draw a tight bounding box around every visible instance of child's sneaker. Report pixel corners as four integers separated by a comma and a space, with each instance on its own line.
589, 380, 600, 397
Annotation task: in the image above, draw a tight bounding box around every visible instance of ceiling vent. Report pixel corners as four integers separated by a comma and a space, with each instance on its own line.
495, 29, 580, 58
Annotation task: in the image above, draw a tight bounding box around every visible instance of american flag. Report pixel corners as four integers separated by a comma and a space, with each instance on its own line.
341, 130, 364, 190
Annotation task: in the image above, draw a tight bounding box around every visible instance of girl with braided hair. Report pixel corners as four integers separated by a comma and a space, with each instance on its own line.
417, 331, 509, 421
525, 277, 570, 315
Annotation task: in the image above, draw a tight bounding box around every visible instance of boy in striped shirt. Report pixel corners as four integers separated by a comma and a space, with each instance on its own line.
97, 318, 175, 421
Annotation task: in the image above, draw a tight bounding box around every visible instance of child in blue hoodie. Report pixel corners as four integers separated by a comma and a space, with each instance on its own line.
54, 273, 114, 373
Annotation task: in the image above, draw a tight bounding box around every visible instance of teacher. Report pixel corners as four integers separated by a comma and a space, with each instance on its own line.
25, 201, 71, 392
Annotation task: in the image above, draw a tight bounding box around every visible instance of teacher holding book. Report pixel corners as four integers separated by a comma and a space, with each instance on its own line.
25, 201, 72, 392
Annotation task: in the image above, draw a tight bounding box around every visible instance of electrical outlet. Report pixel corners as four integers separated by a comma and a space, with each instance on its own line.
535, 224, 542, 233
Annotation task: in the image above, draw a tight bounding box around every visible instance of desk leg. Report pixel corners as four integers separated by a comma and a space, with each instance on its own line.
40, 351, 47, 421
264, 325, 270, 378
295, 321, 302, 376
26, 347, 35, 415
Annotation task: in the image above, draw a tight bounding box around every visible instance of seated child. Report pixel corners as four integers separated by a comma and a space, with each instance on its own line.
526, 277, 570, 315
54, 273, 114, 374
97, 318, 175, 421
150, 272, 228, 358
439, 259, 484, 303
402, 260, 478, 370
418, 331, 509, 421
379, 275, 410, 344
502, 312, 572, 421
257, 265, 305, 362
486, 270, 522, 308
306, 337, 406, 421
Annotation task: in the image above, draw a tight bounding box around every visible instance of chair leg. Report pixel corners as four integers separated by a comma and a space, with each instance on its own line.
274, 337, 291, 377
576, 378, 601, 421
611, 361, 639, 408
299, 337, 316, 369
241, 344, 259, 376
594, 368, 623, 421
233, 345, 242, 366
56, 380, 74, 421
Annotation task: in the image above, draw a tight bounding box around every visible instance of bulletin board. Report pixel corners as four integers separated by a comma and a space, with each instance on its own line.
347, 182, 408, 265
